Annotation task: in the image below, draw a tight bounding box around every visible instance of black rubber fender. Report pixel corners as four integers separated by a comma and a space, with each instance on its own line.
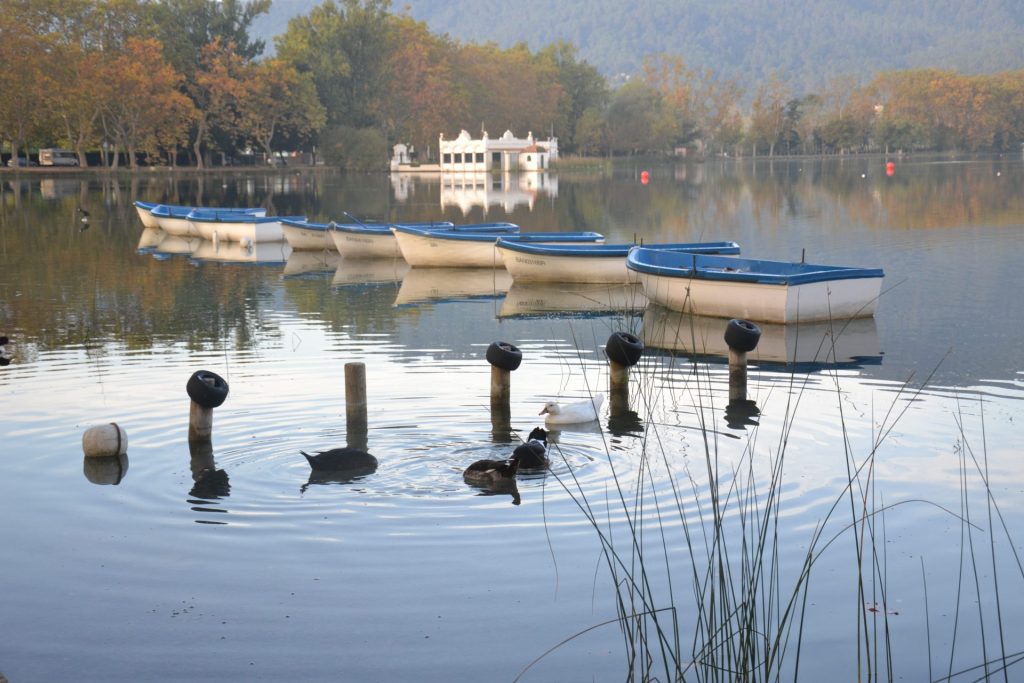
486, 341, 522, 371
723, 319, 761, 353
186, 370, 230, 409
605, 331, 644, 367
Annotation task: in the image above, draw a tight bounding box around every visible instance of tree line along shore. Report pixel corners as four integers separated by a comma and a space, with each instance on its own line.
3, 0, 1022, 171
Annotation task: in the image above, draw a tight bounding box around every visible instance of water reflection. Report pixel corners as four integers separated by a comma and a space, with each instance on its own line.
463, 478, 521, 506
282, 250, 341, 278
724, 398, 761, 431
187, 440, 230, 524
499, 282, 646, 318
390, 171, 559, 216
152, 234, 200, 258
191, 239, 291, 265
641, 305, 883, 369
394, 267, 512, 306
136, 227, 165, 252
332, 257, 409, 288
82, 453, 129, 485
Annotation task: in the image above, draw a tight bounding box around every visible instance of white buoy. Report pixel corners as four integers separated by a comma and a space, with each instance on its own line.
82, 423, 128, 458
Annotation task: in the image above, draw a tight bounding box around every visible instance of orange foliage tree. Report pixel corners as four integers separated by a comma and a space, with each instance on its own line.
101, 38, 195, 168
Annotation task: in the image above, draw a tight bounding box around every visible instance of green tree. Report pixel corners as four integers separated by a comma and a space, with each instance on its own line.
605, 80, 674, 155
537, 42, 608, 153
574, 106, 608, 156
275, 0, 394, 129
154, 0, 269, 79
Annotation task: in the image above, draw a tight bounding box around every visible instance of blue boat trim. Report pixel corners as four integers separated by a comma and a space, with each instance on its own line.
501, 231, 605, 244
330, 220, 455, 236
282, 218, 330, 232
187, 214, 305, 225
627, 247, 883, 286
496, 239, 740, 257
390, 223, 521, 242
150, 205, 265, 219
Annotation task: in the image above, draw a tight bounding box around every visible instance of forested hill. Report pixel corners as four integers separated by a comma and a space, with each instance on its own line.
253, 0, 1024, 92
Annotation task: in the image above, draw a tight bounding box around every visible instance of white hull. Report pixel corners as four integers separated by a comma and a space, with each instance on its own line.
393, 231, 504, 268
636, 270, 883, 323
330, 230, 402, 259
282, 224, 334, 251
191, 218, 285, 243
135, 205, 161, 229
499, 282, 646, 317
640, 305, 882, 365
499, 248, 631, 283
155, 215, 197, 237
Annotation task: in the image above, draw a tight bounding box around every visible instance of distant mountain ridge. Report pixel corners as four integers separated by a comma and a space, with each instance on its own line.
253, 0, 1024, 92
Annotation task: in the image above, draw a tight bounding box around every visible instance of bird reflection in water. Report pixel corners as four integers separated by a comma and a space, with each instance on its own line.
188, 440, 230, 524
464, 478, 522, 506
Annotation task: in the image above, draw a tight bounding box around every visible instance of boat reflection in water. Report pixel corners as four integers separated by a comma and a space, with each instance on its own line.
151, 233, 202, 259
190, 239, 291, 265
282, 250, 341, 278
331, 257, 410, 289
394, 267, 512, 306
641, 304, 882, 368
498, 282, 647, 319
136, 227, 166, 252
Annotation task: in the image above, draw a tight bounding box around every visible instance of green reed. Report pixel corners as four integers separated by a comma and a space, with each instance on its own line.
518, 312, 1022, 682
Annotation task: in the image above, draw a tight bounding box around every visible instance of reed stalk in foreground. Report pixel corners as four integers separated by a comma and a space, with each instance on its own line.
518, 313, 1022, 682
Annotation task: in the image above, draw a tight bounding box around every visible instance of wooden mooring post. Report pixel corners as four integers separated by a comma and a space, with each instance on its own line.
345, 362, 368, 451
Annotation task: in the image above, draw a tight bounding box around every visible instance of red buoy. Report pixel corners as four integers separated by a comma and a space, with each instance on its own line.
640, 170, 649, 185
886, 161, 895, 177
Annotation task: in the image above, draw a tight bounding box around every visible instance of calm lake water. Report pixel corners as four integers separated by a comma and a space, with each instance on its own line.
1, 157, 1022, 681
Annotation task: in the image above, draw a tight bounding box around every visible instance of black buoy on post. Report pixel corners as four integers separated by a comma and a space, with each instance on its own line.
605, 331, 644, 417
486, 341, 522, 434
345, 362, 368, 451
186, 370, 229, 442
723, 319, 761, 403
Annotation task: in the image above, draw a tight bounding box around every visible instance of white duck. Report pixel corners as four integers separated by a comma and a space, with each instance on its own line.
539, 393, 604, 425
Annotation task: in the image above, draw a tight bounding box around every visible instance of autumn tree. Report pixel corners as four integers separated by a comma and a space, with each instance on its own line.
747, 74, 789, 156
237, 59, 326, 158
378, 15, 461, 157
101, 38, 194, 168
0, 8, 53, 162
187, 39, 249, 167
449, 42, 564, 139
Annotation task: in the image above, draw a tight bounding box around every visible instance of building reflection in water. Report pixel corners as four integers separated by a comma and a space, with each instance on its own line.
390, 171, 558, 215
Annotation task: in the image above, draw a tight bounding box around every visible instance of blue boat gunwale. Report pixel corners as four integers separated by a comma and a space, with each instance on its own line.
187, 213, 305, 225
281, 218, 330, 231
150, 205, 265, 219
330, 220, 455, 235
496, 239, 740, 257
626, 247, 884, 286
500, 231, 605, 244
390, 222, 521, 241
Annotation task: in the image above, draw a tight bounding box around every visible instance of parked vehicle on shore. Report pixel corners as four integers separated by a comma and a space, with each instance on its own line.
39, 149, 79, 167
